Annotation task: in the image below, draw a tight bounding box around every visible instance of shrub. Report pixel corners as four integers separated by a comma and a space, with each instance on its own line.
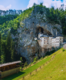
62, 48, 65, 52
33, 56, 38, 63
24, 62, 28, 67
40, 57, 43, 60
20, 57, 23, 67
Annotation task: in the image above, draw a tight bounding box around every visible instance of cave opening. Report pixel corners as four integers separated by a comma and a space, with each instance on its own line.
37, 27, 44, 34
36, 27, 44, 38
36, 26, 52, 39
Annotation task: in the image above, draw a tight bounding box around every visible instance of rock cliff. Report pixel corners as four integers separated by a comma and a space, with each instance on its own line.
11, 7, 62, 63
0, 10, 22, 16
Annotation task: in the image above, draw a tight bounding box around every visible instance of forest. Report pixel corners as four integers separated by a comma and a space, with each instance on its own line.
0, 3, 66, 65
0, 14, 18, 25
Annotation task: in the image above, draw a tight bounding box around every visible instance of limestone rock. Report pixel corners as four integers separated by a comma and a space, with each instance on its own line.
11, 9, 62, 63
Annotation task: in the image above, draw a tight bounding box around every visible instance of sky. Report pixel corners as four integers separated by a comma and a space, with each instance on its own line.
0, 0, 66, 11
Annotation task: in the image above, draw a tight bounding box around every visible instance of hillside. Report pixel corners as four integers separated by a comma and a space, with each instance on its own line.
0, 4, 66, 37
0, 7, 33, 37
24, 48, 66, 80
0, 7, 33, 64
3, 48, 66, 80
0, 4, 66, 64
0, 14, 18, 25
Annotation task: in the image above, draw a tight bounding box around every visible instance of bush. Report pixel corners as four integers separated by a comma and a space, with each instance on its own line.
62, 48, 65, 52
33, 56, 38, 63
40, 57, 43, 60
24, 62, 28, 67
20, 57, 23, 67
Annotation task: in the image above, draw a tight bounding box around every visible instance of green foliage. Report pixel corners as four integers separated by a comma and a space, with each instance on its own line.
24, 62, 28, 67
0, 33, 5, 64
0, 32, 22, 63
46, 48, 56, 56
62, 48, 65, 51
0, 7, 33, 36
40, 3, 43, 6
20, 57, 23, 67
46, 7, 66, 35
0, 14, 18, 25
0, 33, 2, 63
46, 7, 59, 24
4, 32, 14, 62
1, 54, 4, 63
33, 56, 38, 63
40, 57, 43, 60
0, 31, 26, 63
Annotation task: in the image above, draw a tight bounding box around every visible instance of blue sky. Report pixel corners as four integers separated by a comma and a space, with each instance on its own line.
0, 0, 29, 10
0, 0, 66, 10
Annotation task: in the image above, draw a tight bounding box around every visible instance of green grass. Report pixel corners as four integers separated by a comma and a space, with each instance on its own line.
3, 55, 51, 80
25, 48, 66, 80
3, 48, 65, 80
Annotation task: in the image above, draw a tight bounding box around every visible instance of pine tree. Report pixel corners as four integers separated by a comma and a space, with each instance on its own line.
0, 33, 2, 64
20, 57, 23, 67
6, 32, 14, 62
0, 33, 4, 64
2, 41, 7, 63
11, 39, 14, 61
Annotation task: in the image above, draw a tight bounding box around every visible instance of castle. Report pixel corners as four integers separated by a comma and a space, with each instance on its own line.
34, 26, 63, 57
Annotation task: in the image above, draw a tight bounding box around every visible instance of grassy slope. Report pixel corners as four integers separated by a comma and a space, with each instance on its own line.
3, 56, 51, 80
25, 48, 66, 80
3, 48, 66, 80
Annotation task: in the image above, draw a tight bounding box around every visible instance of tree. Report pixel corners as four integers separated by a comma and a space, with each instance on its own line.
20, 57, 23, 67
0, 33, 2, 64
2, 41, 7, 63
24, 62, 28, 67
33, 56, 38, 63
0, 33, 4, 64
40, 2, 43, 6
11, 39, 14, 61
33, 3, 36, 7
1, 54, 4, 64
5, 32, 14, 62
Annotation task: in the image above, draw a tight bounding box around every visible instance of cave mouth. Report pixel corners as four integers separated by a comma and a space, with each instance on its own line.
36, 27, 44, 37
37, 27, 44, 34
36, 27, 52, 37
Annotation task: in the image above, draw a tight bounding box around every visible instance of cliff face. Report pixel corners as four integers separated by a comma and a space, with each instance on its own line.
11, 7, 62, 63
0, 10, 22, 16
